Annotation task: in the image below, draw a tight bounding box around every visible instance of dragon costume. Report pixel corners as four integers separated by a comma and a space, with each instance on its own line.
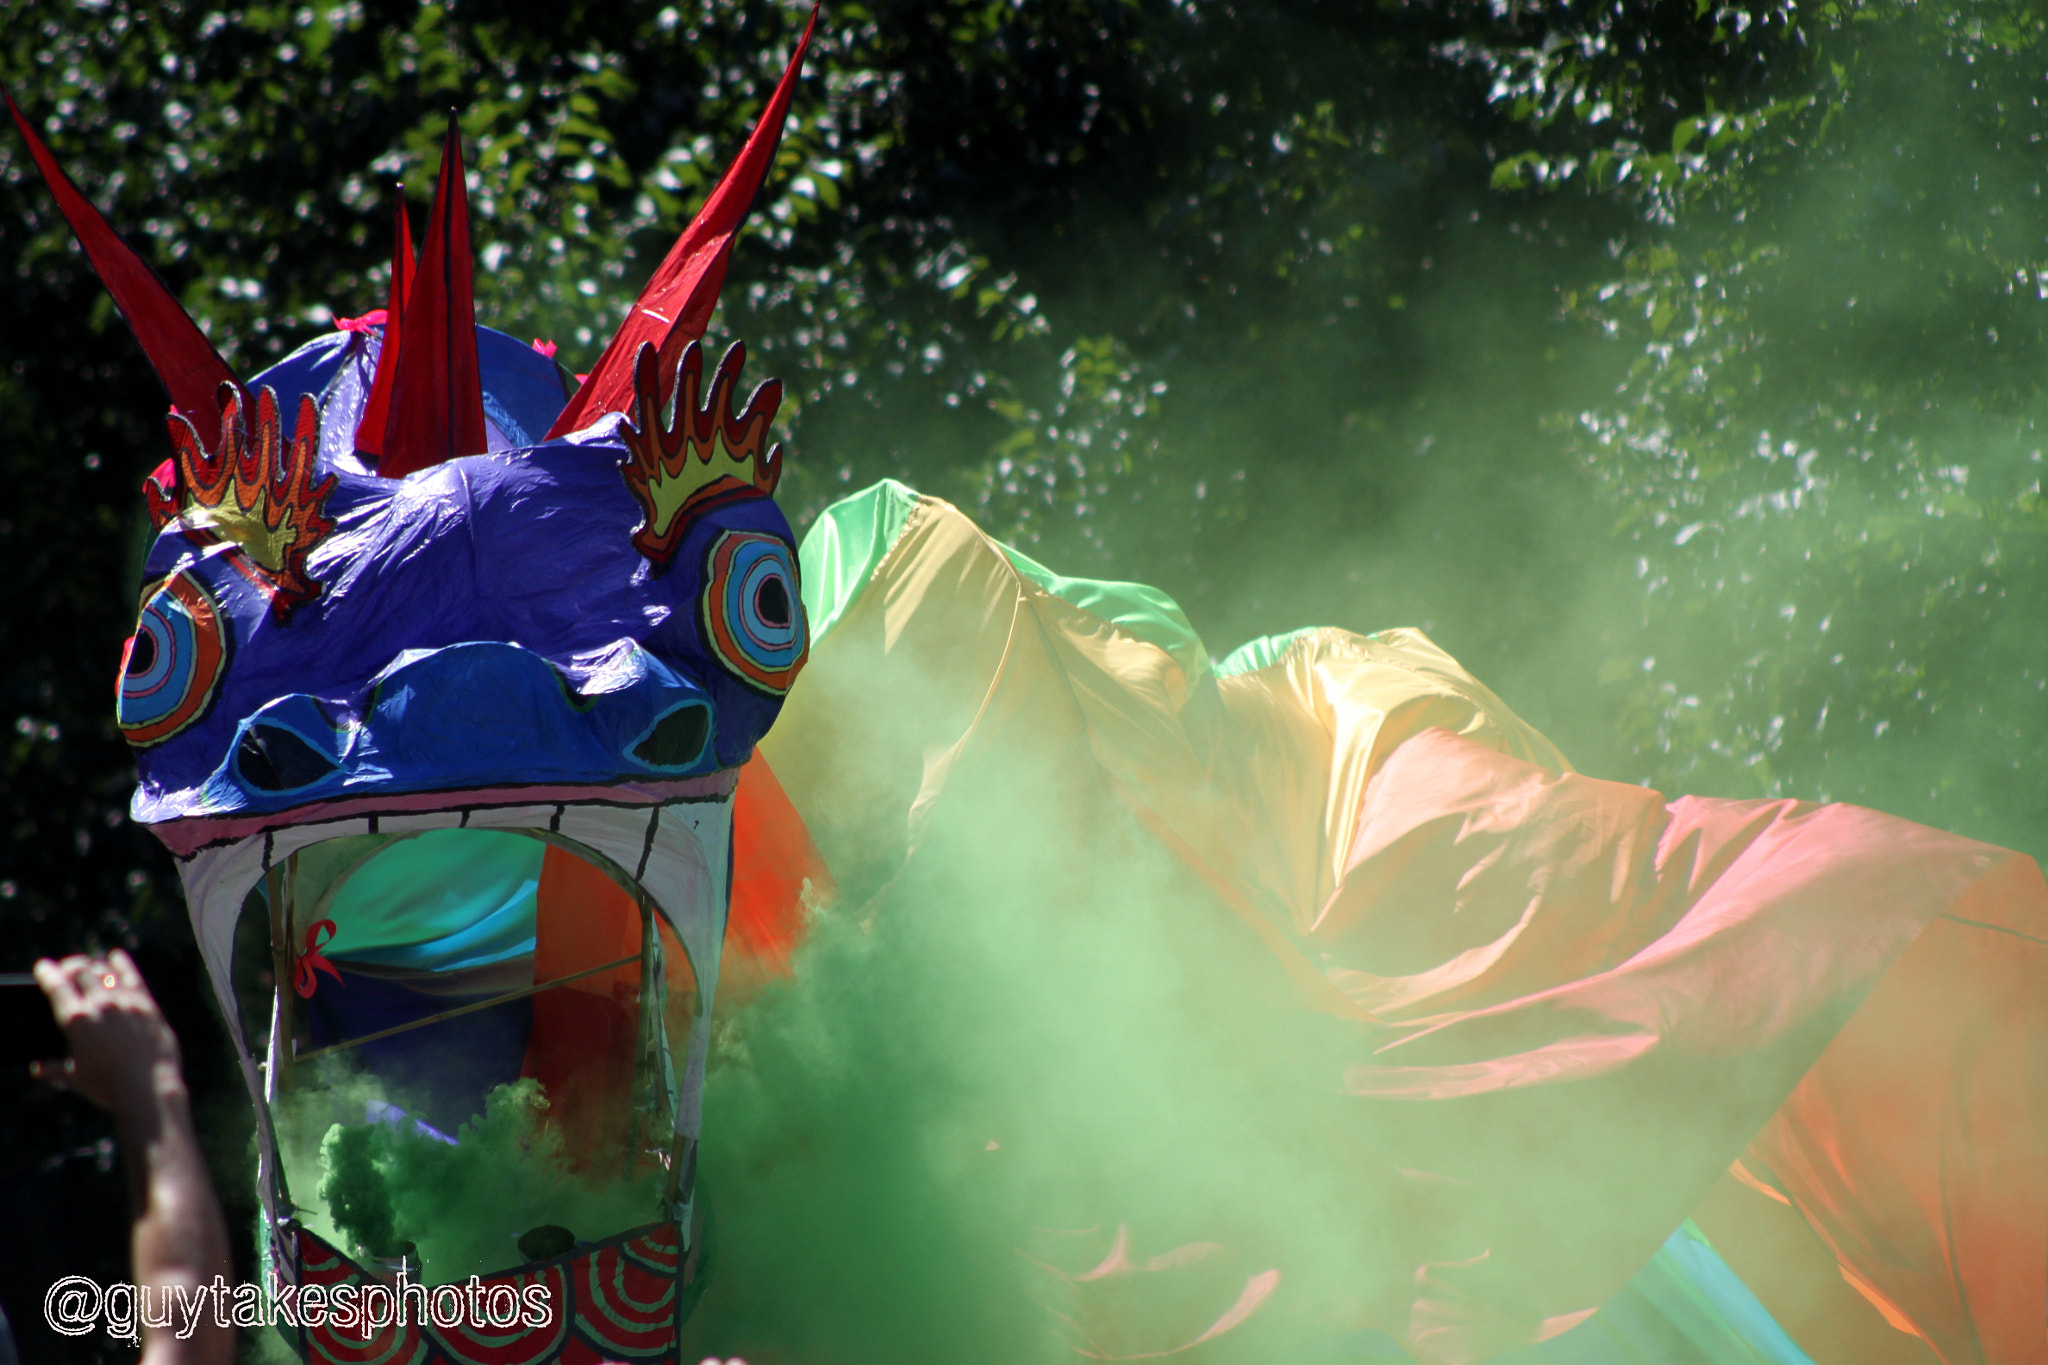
12, 18, 2047, 1365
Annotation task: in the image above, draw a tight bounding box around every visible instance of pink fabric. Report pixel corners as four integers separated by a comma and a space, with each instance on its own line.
1304, 729, 2040, 1363
1024, 1225, 1287, 1360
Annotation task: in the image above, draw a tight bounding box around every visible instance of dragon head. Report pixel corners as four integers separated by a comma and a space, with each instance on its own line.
13, 13, 815, 1355
123, 329, 801, 834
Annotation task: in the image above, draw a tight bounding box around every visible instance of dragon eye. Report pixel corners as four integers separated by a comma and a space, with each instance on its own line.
702, 530, 807, 696
118, 573, 229, 747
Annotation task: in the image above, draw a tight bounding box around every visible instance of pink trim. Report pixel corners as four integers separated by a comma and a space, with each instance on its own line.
152, 772, 737, 857
332, 309, 388, 333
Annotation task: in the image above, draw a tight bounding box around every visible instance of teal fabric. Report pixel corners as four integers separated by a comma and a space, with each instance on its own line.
796, 478, 923, 646
1214, 627, 1325, 678
1637, 1222, 1814, 1365
799, 479, 1210, 679
994, 540, 1210, 682
1317, 1223, 1813, 1364
1493, 1222, 1814, 1365
318, 829, 543, 973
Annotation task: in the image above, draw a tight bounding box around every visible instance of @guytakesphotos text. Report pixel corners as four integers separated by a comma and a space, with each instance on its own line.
44, 1269, 555, 1343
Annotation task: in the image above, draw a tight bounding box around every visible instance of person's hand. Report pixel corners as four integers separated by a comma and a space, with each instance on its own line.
31, 949, 185, 1117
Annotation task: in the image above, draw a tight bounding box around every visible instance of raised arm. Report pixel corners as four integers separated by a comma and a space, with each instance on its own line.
34, 949, 234, 1365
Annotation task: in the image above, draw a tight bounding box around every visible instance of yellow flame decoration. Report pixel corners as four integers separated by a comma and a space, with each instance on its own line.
618, 340, 783, 567
164, 384, 337, 620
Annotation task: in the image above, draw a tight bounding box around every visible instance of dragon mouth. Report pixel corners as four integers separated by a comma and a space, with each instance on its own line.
169, 778, 738, 1296
152, 770, 738, 859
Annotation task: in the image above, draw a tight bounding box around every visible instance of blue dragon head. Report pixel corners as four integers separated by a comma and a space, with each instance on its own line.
13, 16, 815, 1355
123, 330, 803, 837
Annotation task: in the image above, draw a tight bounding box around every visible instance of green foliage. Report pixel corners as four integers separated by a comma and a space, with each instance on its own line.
1489, 0, 2048, 848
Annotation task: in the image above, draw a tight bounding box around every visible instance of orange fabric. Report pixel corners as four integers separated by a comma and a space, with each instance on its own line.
1728, 1158, 1793, 1206
532, 843, 641, 986
524, 844, 641, 1160
1690, 1168, 1940, 1365
727, 752, 833, 979
1741, 870, 2048, 1365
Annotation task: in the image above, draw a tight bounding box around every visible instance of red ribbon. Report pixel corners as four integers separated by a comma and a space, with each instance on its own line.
330, 309, 389, 333
293, 919, 343, 999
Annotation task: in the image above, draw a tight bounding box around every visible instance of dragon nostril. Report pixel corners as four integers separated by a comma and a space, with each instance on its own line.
632, 704, 710, 770
236, 724, 339, 792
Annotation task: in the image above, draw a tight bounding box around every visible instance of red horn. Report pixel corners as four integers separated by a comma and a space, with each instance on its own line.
546, 5, 817, 439
377, 114, 487, 479
6, 90, 239, 450
352, 191, 416, 458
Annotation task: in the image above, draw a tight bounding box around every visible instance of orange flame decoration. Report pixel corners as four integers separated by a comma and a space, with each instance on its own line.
620, 339, 784, 568
162, 384, 338, 621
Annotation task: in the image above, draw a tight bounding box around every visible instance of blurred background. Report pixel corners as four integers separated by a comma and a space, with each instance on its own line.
3, 0, 2045, 1357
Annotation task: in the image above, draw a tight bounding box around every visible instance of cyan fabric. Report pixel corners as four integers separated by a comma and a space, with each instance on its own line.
318, 829, 542, 972
1642, 1223, 1813, 1365
1494, 1223, 1814, 1365
1215, 626, 1325, 679
796, 478, 922, 645
798, 479, 1210, 680
1322, 1222, 1813, 1364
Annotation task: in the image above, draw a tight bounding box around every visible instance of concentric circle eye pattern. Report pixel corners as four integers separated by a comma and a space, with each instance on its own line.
118, 573, 229, 747
702, 530, 807, 695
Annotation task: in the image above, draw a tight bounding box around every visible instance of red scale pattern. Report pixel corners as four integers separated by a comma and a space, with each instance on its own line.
572, 1226, 680, 1361
288, 1224, 682, 1365
296, 1233, 429, 1365
427, 1265, 569, 1365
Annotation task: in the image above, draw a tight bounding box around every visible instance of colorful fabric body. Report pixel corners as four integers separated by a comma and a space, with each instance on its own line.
714, 481, 2047, 1365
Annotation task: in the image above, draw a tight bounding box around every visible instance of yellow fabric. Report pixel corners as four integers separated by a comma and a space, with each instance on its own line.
1207, 627, 1570, 940
762, 492, 1566, 991
745, 490, 2047, 1363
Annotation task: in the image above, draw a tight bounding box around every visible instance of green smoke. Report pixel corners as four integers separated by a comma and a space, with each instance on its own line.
292, 1076, 665, 1283
316, 1122, 399, 1262
675, 715, 1426, 1363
